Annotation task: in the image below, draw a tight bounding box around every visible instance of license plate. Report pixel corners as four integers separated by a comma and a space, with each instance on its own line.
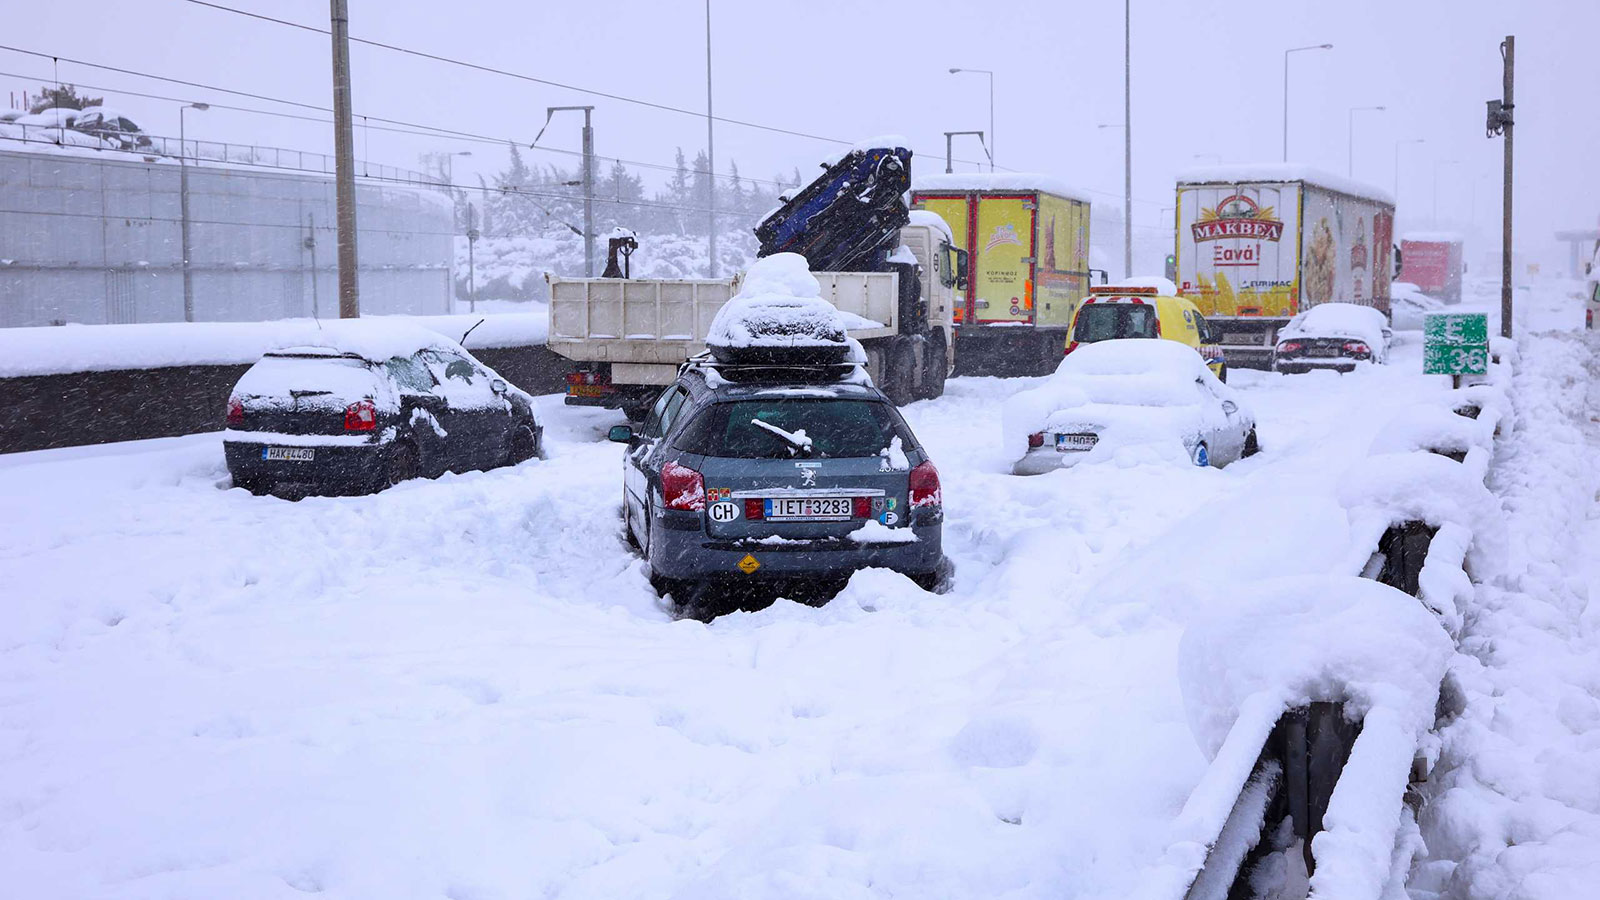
1307, 347, 1340, 357
765, 497, 853, 520
567, 384, 613, 397
1056, 433, 1098, 451
1223, 333, 1259, 345
262, 447, 315, 462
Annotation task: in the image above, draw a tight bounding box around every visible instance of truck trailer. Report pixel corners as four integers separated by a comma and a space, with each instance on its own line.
911, 174, 1092, 376
548, 144, 964, 417
1397, 232, 1464, 303
1174, 165, 1395, 368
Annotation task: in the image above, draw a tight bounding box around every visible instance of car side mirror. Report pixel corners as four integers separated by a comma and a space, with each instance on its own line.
607, 424, 635, 444
491, 378, 507, 395
1221, 400, 1238, 415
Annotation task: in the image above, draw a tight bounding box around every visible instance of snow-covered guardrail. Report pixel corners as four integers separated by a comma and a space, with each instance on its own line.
1143, 339, 1517, 900
0, 313, 571, 454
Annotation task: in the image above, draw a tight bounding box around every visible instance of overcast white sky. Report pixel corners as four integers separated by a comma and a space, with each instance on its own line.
5, 0, 1596, 267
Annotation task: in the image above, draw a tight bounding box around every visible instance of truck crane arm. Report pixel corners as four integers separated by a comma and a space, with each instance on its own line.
754, 145, 913, 273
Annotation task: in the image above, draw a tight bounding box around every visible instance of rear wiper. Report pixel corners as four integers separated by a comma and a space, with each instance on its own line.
749, 418, 813, 457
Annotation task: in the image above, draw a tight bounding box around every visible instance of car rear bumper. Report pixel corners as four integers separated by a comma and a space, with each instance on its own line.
649, 512, 945, 582
1011, 447, 1090, 475
224, 439, 386, 495
1272, 357, 1361, 374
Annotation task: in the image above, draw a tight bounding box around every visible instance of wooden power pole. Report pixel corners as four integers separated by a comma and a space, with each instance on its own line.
330, 0, 360, 318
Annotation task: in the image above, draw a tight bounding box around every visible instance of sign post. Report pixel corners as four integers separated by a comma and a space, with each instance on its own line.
1423, 312, 1489, 387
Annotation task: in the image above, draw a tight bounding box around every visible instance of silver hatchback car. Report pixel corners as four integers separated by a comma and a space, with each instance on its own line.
610, 356, 948, 619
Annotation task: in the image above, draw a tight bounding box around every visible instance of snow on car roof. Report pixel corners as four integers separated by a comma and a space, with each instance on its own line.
1058, 337, 1208, 377
1100, 275, 1179, 296
1175, 163, 1394, 206
706, 253, 849, 350
912, 172, 1092, 204
1282, 303, 1389, 344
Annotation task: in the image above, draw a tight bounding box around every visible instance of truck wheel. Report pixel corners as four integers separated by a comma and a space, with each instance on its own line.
919, 332, 948, 400
1038, 333, 1064, 376
880, 338, 917, 406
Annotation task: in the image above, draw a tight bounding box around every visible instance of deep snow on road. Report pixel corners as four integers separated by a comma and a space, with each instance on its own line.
0, 339, 1503, 899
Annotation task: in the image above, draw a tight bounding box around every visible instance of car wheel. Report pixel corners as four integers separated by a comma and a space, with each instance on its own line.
383, 442, 419, 489
506, 421, 540, 465
1243, 428, 1261, 458
622, 495, 641, 550
1192, 441, 1211, 468
919, 332, 948, 400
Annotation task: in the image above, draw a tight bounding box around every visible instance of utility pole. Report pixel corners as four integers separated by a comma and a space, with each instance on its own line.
329, 0, 360, 318
178, 102, 208, 323
1491, 34, 1516, 336
466, 202, 479, 315
1123, 0, 1132, 279
705, 0, 717, 277
542, 106, 597, 277
305, 212, 320, 318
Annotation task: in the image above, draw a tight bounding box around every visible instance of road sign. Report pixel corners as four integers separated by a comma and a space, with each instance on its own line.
1423, 312, 1489, 376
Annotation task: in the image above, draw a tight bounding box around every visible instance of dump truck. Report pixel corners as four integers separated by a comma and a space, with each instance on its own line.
1174, 165, 1396, 368
911, 174, 1093, 376
548, 143, 965, 417
1397, 232, 1464, 303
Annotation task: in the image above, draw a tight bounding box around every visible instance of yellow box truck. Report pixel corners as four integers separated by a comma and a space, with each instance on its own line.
911, 175, 1092, 375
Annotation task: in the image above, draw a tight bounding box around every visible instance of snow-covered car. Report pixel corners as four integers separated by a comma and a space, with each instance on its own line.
1272, 302, 1392, 374
13, 107, 81, 128
1390, 282, 1447, 331
1004, 338, 1259, 475
71, 107, 152, 150
223, 323, 543, 497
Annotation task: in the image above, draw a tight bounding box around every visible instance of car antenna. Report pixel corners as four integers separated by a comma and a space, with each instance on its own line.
460, 318, 486, 346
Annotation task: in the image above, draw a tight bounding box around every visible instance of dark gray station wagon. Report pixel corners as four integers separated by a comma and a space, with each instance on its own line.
611, 356, 948, 619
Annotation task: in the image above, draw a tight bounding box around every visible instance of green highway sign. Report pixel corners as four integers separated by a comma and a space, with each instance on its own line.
1423, 312, 1489, 376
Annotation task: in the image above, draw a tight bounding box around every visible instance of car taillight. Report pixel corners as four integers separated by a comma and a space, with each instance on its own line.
909, 460, 942, 509
853, 496, 871, 518
1278, 341, 1303, 353
343, 399, 376, 431
1028, 431, 1045, 448
1343, 341, 1371, 356
225, 396, 243, 426
662, 461, 705, 511
745, 498, 765, 520
565, 371, 612, 386
1064, 340, 1079, 355
1153, 317, 1162, 337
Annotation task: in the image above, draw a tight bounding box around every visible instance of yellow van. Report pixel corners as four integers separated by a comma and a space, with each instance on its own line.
1064, 286, 1229, 381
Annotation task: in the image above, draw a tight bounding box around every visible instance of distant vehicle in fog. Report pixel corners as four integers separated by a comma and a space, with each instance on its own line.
1271, 303, 1392, 374
224, 324, 542, 498
1390, 282, 1447, 331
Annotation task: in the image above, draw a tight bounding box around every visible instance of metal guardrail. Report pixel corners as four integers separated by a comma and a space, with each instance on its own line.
1, 124, 444, 189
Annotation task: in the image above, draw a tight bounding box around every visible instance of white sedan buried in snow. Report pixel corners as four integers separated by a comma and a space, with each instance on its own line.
1272, 302, 1392, 374
1003, 339, 1259, 475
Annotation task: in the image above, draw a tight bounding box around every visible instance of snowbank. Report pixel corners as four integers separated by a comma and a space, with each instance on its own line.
1178, 575, 1453, 760
1175, 164, 1394, 206
0, 313, 550, 379
912, 172, 1093, 204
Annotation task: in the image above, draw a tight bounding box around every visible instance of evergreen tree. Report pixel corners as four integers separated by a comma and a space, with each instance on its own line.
726, 160, 747, 216
28, 84, 102, 113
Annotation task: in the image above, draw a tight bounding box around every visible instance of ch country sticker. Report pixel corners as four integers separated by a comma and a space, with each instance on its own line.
985, 223, 1023, 252
1192, 194, 1284, 243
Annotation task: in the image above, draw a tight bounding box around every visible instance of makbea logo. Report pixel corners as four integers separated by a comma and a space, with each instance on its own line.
985, 223, 1023, 252
1192, 194, 1285, 243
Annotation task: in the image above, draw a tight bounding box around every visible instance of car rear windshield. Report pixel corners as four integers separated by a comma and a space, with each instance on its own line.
1074, 304, 1159, 342
675, 398, 910, 459
235, 355, 377, 400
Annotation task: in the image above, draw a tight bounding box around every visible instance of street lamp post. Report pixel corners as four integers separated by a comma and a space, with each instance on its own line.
466, 201, 480, 315
178, 102, 209, 323
948, 68, 994, 171
1432, 159, 1460, 227
1347, 105, 1386, 177
1282, 43, 1333, 162
540, 106, 597, 276
1393, 138, 1425, 202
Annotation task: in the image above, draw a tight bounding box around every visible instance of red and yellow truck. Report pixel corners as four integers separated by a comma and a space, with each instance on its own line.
911, 174, 1092, 375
